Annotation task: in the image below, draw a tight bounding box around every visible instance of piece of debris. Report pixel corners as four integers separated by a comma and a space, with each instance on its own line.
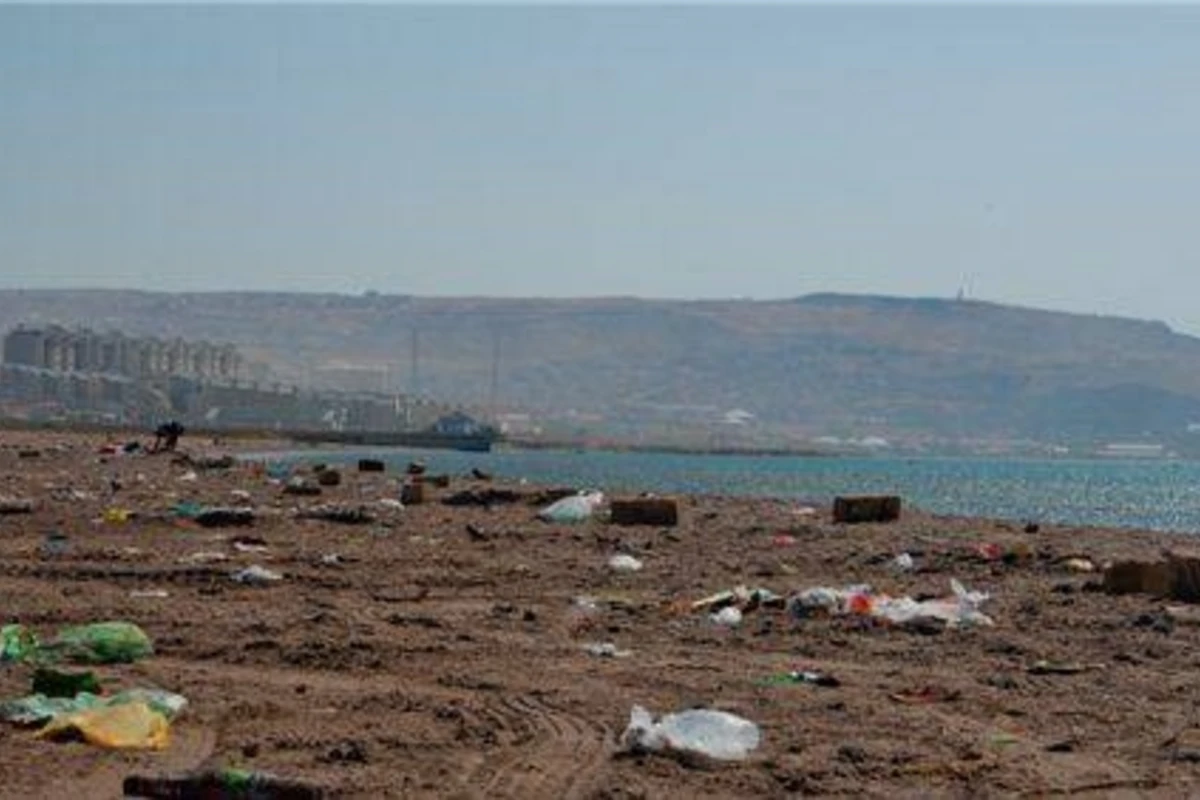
609, 498, 679, 527
608, 554, 644, 573
231, 566, 283, 585
0, 498, 34, 515
296, 505, 375, 525
832, 495, 901, 524
622, 705, 761, 761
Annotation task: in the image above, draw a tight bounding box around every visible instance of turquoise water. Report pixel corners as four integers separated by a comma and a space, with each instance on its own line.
249, 447, 1200, 533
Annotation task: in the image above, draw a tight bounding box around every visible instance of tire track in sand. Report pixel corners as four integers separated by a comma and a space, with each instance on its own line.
474, 693, 614, 800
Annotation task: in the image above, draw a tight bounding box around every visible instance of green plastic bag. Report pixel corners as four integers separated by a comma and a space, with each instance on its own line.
0, 688, 187, 726
0, 624, 38, 663
44, 622, 153, 664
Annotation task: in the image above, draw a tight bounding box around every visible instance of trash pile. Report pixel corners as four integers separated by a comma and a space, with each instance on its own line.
788, 579, 994, 630
0, 621, 184, 750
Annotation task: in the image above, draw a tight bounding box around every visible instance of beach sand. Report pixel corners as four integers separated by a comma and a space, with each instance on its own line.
0, 430, 1196, 798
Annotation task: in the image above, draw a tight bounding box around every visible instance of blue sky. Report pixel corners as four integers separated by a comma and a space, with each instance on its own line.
3, 6, 1200, 332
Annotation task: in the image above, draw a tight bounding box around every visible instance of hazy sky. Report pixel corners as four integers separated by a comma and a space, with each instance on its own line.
3, 6, 1200, 331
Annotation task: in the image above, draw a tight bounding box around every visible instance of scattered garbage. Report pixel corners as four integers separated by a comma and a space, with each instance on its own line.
296, 505, 375, 525
41, 531, 69, 557
230, 489, 252, 502
192, 455, 235, 470
1, 624, 37, 662
358, 458, 386, 473
0, 498, 34, 515
893, 553, 915, 572
609, 498, 679, 527
231, 565, 283, 585
608, 554, 644, 573
788, 579, 994, 629
833, 495, 901, 524
103, 507, 134, 525
194, 507, 255, 528
1104, 549, 1200, 602
443, 488, 523, 507
710, 606, 743, 627
283, 477, 322, 497
692, 586, 784, 615
123, 770, 327, 800
1028, 660, 1104, 676
406, 461, 427, 476
1063, 557, 1097, 573
378, 497, 404, 511
622, 705, 761, 761
538, 491, 604, 523
178, 470, 199, 483
32, 668, 101, 698
44, 622, 154, 664
583, 642, 631, 658
39, 699, 171, 749
401, 479, 425, 506
316, 468, 342, 487
471, 468, 493, 481
760, 669, 840, 688
130, 589, 170, 599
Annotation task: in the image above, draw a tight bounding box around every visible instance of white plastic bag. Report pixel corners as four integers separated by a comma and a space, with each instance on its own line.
537, 491, 604, 523
622, 705, 760, 761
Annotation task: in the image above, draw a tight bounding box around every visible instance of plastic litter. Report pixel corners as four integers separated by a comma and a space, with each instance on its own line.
231, 565, 283, 585
1, 624, 37, 663
583, 642, 631, 658
537, 491, 604, 523
622, 705, 761, 761
710, 606, 743, 627
102, 507, 133, 525
760, 670, 840, 688
1, 689, 187, 727
893, 553, 915, 572
32, 668, 101, 698
39, 700, 170, 749
788, 579, 994, 629
43, 622, 154, 664
608, 554, 644, 572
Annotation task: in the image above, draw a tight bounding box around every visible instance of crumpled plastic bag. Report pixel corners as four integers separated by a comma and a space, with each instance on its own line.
537, 491, 604, 523
44, 622, 153, 664
38, 700, 170, 749
622, 704, 761, 761
0, 624, 38, 663
0, 689, 187, 727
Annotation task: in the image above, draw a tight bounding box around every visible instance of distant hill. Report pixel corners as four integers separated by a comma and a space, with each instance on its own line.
3, 289, 1200, 444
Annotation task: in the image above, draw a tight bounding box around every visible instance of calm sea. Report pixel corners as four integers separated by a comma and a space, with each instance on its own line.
247, 448, 1200, 534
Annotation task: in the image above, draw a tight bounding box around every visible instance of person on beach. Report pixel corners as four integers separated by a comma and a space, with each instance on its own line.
150, 420, 185, 453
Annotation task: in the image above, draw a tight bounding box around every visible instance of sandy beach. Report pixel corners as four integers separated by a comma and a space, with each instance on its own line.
0, 430, 1197, 798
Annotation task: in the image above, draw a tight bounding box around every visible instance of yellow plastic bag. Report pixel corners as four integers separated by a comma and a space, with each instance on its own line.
103, 508, 132, 525
38, 701, 169, 749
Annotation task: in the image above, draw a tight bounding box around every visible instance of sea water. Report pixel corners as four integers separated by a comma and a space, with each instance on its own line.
247, 448, 1200, 534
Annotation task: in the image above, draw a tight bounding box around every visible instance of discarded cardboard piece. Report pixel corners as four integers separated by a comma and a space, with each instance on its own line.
833, 495, 901, 524
609, 498, 679, 527
1103, 549, 1200, 602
